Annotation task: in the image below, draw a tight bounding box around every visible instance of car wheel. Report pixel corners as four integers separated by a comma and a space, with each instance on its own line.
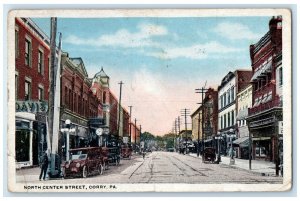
98, 164, 104, 175
82, 166, 88, 178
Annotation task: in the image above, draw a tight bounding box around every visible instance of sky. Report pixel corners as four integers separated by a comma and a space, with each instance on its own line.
33, 16, 270, 136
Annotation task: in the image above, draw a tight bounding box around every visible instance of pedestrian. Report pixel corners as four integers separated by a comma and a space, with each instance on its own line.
39, 152, 49, 181
143, 151, 146, 159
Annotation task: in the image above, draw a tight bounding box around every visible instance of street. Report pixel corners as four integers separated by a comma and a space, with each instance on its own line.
17, 151, 282, 184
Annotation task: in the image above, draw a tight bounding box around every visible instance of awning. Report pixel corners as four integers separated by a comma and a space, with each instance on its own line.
250, 61, 272, 82
233, 137, 249, 148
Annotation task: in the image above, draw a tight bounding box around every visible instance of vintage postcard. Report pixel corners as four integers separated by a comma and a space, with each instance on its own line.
7, 9, 292, 192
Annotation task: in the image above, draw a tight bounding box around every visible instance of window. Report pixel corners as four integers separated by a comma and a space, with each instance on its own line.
25, 39, 31, 66
227, 90, 231, 104
69, 89, 72, 110
25, 80, 31, 100
231, 110, 235, 126
38, 86, 44, 101
65, 86, 69, 106
228, 112, 231, 127
15, 29, 19, 58
224, 114, 227, 128
231, 87, 235, 102
15, 74, 18, 98
38, 50, 44, 74
103, 91, 106, 103
279, 67, 283, 86
220, 116, 223, 129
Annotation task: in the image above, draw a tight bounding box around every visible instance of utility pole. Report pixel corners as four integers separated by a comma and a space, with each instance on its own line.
48, 17, 57, 177
195, 82, 208, 156
174, 119, 177, 151
128, 106, 132, 144
117, 81, 123, 139
134, 118, 137, 153
197, 109, 201, 157
181, 109, 190, 154
177, 116, 180, 134
140, 125, 142, 152
48, 17, 57, 149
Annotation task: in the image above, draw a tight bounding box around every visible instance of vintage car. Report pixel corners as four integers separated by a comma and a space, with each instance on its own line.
202, 147, 216, 163
62, 147, 105, 178
108, 146, 121, 165
121, 145, 133, 159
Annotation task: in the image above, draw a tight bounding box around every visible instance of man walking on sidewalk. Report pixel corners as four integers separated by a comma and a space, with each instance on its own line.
39, 152, 49, 181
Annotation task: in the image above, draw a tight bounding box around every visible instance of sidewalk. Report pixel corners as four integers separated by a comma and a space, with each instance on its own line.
188, 153, 277, 176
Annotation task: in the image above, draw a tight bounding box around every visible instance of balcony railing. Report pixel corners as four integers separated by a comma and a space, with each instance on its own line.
249, 96, 281, 115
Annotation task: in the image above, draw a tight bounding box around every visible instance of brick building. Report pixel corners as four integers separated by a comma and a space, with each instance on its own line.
60, 52, 100, 155
15, 17, 50, 168
247, 16, 283, 165
191, 88, 218, 153
218, 70, 252, 156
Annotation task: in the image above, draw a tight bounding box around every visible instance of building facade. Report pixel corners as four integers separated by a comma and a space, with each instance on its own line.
15, 17, 50, 168
60, 52, 100, 157
235, 84, 252, 159
218, 70, 252, 156
247, 16, 283, 165
202, 88, 219, 147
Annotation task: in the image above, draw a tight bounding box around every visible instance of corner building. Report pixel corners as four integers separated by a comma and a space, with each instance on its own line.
247, 16, 283, 164
15, 17, 50, 168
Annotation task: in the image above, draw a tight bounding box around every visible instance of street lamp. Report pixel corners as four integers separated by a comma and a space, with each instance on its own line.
229, 128, 235, 165
216, 131, 222, 163
60, 119, 76, 161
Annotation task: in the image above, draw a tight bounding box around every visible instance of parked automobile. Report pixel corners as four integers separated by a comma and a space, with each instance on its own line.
62, 147, 105, 178
202, 147, 216, 163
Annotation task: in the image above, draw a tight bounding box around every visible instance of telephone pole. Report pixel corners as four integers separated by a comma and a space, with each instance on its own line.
117, 81, 124, 139
139, 124, 142, 152
128, 105, 133, 144
181, 109, 190, 154
195, 81, 208, 156
134, 118, 137, 153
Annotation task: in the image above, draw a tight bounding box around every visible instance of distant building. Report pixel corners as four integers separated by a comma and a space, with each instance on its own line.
235, 84, 252, 159
218, 70, 252, 155
247, 16, 283, 163
191, 88, 218, 151
15, 17, 50, 168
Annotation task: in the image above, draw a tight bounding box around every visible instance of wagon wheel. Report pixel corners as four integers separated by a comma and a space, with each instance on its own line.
98, 164, 104, 175
62, 168, 67, 179
82, 166, 88, 178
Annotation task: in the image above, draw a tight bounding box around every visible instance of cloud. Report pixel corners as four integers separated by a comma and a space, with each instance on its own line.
146, 41, 241, 60
65, 23, 167, 48
212, 22, 261, 40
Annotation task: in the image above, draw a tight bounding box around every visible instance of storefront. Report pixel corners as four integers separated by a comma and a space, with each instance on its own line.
15, 101, 49, 169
